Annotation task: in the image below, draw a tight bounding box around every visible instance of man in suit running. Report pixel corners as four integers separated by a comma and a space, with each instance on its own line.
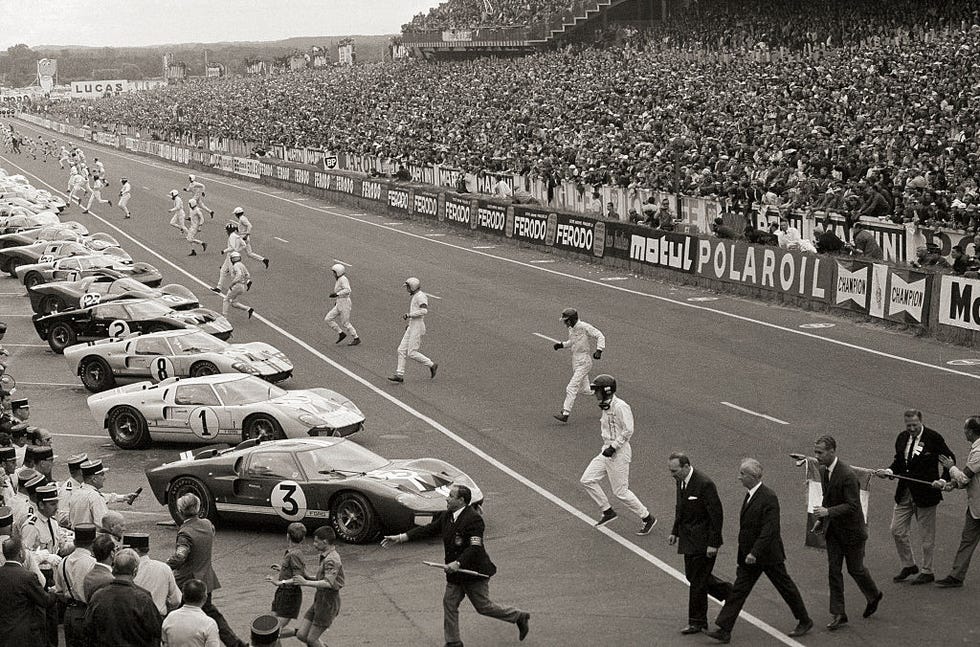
667, 452, 731, 635
705, 459, 812, 643
812, 435, 882, 631
381, 485, 530, 647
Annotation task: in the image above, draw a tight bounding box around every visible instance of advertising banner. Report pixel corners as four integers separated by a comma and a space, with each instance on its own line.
412, 190, 439, 219
506, 205, 554, 246
939, 275, 980, 332
553, 213, 603, 258
387, 187, 410, 212
695, 239, 832, 299
868, 263, 889, 319
442, 195, 474, 228
884, 268, 931, 324
473, 201, 507, 235
360, 179, 385, 203
232, 157, 260, 179
834, 260, 871, 312
612, 225, 697, 273
330, 174, 356, 195
70, 80, 127, 99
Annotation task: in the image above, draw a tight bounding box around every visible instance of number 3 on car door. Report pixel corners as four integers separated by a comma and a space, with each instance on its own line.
271, 481, 307, 521
189, 406, 221, 440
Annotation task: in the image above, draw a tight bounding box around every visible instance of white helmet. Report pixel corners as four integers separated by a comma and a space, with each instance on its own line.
233, 207, 245, 217
330, 263, 345, 277
169, 189, 179, 198
70, 166, 77, 174
229, 252, 242, 262
188, 174, 196, 181
404, 277, 421, 292
188, 198, 198, 208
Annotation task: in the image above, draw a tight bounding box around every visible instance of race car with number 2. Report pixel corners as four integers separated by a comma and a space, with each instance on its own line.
144, 436, 483, 543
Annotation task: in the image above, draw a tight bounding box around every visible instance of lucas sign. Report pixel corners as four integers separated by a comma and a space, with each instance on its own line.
70, 80, 128, 99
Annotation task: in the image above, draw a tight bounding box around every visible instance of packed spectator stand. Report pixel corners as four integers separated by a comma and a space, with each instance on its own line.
40, 0, 980, 235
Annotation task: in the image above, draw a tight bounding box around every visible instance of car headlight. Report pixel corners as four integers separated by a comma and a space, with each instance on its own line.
231, 362, 259, 374
298, 413, 327, 427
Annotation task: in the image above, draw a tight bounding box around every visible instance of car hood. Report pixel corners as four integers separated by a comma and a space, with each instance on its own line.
167, 308, 233, 334
220, 344, 292, 372
267, 389, 363, 424
363, 460, 482, 505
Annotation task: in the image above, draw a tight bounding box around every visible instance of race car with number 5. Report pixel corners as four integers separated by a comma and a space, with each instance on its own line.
88, 373, 364, 450
144, 437, 483, 543
65, 328, 293, 392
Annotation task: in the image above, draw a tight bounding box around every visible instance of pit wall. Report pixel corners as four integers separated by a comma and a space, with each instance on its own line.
18, 113, 980, 349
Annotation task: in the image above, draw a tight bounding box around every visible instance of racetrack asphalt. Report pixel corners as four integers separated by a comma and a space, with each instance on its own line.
3, 117, 980, 646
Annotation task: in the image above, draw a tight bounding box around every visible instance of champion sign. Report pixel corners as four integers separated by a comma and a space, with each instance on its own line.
834, 262, 869, 310
695, 240, 829, 298
939, 275, 980, 332
888, 272, 927, 323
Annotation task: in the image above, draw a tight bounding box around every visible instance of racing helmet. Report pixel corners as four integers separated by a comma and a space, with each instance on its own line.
233, 207, 245, 217
590, 374, 617, 409
560, 308, 579, 327
188, 174, 196, 181
225, 220, 239, 233
70, 166, 78, 174
330, 263, 346, 277
120, 177, 128, 183
188, 198, 198, 208
169, 189, 179, 198
404, 277, 421, 293
229, 252, 242, 262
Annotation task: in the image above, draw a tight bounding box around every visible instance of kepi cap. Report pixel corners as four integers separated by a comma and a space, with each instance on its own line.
250, 614, 281, 645
67, 453, 89, 469
17, 468, 40, 487
73, 524, 96, 543
0, 446, 15, 462
35, 483, 59, 503
0, 506, 11, 527
123, 533, 150, 550
81, 460, 107, 477
11, 398, 28, 409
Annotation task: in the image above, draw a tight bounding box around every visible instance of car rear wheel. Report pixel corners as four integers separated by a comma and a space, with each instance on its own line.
23, 271, 44, 289
190, 360, 219, 377
242, 414, 284, 442
79, 356, 116, 392
167, 476, 218, 524
107, 405, 150, 449
48, 323, 77, 354
39, 294, 66, 315
5, 259, 21, 277
331, 492, 379, 543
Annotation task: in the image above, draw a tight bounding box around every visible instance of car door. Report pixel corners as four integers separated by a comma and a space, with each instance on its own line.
89, 303, 129, 339
124, 336, 172, 379
50, 257, 82, 282
168, 383, 235, 441
232, 451, 309, 522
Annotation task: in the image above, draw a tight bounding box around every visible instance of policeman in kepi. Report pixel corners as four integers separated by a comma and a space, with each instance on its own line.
580, 374, 657, 535
552, 308, 605, 423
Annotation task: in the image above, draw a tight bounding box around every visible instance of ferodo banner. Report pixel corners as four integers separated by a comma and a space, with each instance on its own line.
884, 268, 931, 324
506, 206, 554, 245
695, 239, 831, 300
474, 201, 506, 234
553, 213, 603, 258
834, 260, 871, 312
330, 174, 356, 195
939, 275, 980, 332
412, 190, 439, 219
387, 187, 410, 212
442, 195, 474, 228
360, 179, 386, 203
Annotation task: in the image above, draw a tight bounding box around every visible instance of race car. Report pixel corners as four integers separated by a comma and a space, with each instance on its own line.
28, 273, 198, 315
0, 221, 89, 250
33, 296, 233, 353
144, 436, 481, 542
1, 233, 129, 277
0, 211, 60, 234
65, 328, 293, 392
88, 373, 364, 450
15, 253, 162, 289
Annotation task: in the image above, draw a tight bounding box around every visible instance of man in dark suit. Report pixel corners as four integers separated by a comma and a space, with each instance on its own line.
167, 492, 246, 647
705, 459, 811, 643
0, 536, 53, 645
813, 435, 882, 631
667, 452, 731, 634
382, 485, 530, 647
875, 409, 955, 585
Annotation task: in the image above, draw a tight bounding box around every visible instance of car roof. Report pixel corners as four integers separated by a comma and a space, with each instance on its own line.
178, 373, 254, 384
253, 438, 346, 452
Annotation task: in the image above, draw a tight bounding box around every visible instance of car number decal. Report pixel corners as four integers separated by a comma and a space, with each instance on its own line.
151, 357, 176, 382
80, 293, 101, 308
271, 480, 307, 521
108, 319, 130, 337
188, 406, 221, 440
64, 270, 80, 282
38, 254, 54, 263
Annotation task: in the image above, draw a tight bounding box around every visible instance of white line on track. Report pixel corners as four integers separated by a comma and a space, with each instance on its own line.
50, 433, 108, 439
532, 332, 562, 344
1, 343, 47, 348
473, 245, 496, 249
528, 259, 555, 263
332, 259, 352, 267
425, 233, 446, 237
383, 222, 402, 226
19, 382, 81, 387
721, 401, 790, 425
142, 186, 150, 190
3, 314, 35, 317
599, 276, 630, 281
0, 292, 26, 296
273, 237, 289, 243
427, 293, 442, 300
294, 197, 308, 201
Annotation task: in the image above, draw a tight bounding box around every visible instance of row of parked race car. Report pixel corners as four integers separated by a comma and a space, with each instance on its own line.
2, 166, 481, 542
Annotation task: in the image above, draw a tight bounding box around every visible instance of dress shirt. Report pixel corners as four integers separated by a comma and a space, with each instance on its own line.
134, 554, 182, 615
161, 604, 220, 647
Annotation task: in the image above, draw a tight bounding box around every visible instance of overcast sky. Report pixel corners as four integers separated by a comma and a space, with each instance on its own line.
0, 0, 443, 49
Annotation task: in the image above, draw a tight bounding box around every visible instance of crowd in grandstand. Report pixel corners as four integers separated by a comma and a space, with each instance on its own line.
403, 0, 567, 31
41, 0, 980, 229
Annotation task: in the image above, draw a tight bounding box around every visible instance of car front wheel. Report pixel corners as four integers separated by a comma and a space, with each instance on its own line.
167, 476, 218, 524
79, 356, 116, 392
107, 405, 151, 449
330, 492, 379, 544
39, 294, 66, 315
48, 323, 77, 353
190, 361, 219, 377
23, 271, 44, 289
242, 414, 284, 442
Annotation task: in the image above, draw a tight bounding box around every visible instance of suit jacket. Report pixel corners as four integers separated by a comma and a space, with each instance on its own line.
671, 469, 724, 555
167, 517, 220, 591
820, 460, 868, 545
407, 505, 497, 584
82, 562, 115, 601
737, 484, 786, 566
0, 561, 52, 645
888, 426, 955, 507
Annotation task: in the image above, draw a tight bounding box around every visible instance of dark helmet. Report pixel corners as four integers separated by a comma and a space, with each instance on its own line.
225, 220, 239, 234
590, 374, 617, 409
560, 308, 578, 327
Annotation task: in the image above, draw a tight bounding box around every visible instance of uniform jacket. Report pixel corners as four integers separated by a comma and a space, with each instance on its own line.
407, 505, 497, 584
887, 426, 954, 507
950, 437, 980, 520
737, 484, 786, 566
0, 561, 52, 644
167, 517, 220, 592
671, 469, 724, 555
820, 460, 868, 545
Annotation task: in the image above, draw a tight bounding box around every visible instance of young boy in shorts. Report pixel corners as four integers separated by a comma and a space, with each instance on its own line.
268, 522, 308, 639
292, 526, 345, 647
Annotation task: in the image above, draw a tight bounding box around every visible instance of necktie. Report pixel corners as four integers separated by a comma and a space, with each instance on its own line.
741, 492, 750, 511
681, 480, 686, 493
47, 517, 56, 550
907, 434, 919, 463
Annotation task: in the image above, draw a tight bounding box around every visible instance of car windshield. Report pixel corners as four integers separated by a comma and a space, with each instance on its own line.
106, 278, 149, 295
171, 331, 227, 354
124, 300, 172, 318
213, 376, 286, 405
296, 442, 389, 479
78, 256, 114, 270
